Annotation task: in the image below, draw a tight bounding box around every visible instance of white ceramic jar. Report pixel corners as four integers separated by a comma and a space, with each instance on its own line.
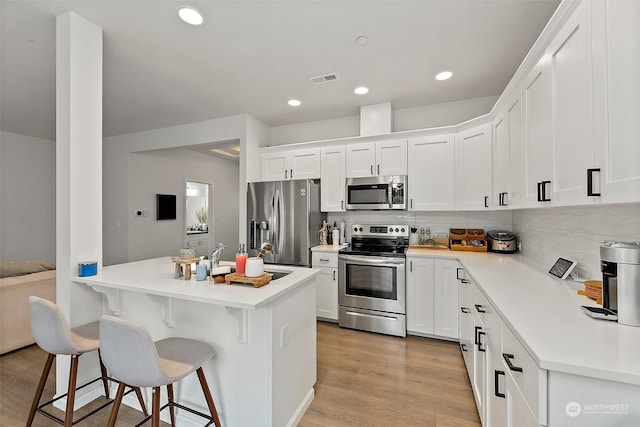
245, 257, 264, 277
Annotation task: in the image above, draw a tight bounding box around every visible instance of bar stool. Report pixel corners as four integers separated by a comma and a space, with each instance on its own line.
99, 315, 222, 427
26, 296, 147, 426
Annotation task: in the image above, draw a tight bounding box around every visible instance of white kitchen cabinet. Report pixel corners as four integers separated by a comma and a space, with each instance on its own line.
407, 135, 455, 211
523, 56, 554, 207
433, 259, 460, 339
312, 251, 338, 321
345, 139, 407, 178
547, 1, 596, 207
493, 95, 525, 210
261, 148, 320, 181
406, 257, 435, 335
320, 146, 346, 212
592, 0, 640, 204
407, 256, 460, 339
455, 124, 493, 211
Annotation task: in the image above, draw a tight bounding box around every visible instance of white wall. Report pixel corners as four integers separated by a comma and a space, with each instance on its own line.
513, 204, 640, 279
270, 95, 498, 145
0, 131, 56, 261
127, 148, 239, 262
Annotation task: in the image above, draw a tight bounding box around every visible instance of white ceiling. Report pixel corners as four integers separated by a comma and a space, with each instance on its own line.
1, 0, 560, 142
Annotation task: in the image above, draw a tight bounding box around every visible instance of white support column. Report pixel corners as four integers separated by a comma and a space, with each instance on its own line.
56, 12, 103, 401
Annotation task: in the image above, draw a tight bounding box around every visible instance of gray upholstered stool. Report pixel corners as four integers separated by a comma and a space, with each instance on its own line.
99, 315, 222, 427
26, 296, 147, 426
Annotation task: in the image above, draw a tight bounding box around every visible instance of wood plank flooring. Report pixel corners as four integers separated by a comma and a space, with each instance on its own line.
0, 322, 480, 426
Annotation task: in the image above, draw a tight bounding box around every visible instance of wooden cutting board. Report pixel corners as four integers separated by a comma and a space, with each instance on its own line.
224, 272, 271, 288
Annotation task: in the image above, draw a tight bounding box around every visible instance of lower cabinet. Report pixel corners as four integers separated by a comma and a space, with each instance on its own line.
458, 268, 547, 427
312, 251, 338, 321
406, 256, 460, 339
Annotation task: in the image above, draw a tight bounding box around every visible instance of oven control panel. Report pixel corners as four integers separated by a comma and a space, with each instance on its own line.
352, 224, 409, 238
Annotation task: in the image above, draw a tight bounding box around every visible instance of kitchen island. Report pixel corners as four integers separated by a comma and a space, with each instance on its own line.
74, 257, 319, 427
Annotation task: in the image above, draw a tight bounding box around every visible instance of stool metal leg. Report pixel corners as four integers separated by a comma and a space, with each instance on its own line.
26, 352, 55, 426
64, 355, 80, 426
196, 368, 222, 427
167, 384, 176, 426
107, 382, 126, 427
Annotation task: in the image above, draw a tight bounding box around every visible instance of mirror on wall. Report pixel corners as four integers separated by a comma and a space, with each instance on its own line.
185, 181, 213, 258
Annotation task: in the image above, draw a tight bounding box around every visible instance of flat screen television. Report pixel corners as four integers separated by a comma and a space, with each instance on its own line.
156, 194, 177, 220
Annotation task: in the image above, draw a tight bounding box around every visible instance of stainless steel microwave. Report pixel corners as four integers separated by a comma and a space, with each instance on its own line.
345, 176, 407, 210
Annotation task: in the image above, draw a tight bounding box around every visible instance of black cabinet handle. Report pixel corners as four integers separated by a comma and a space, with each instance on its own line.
290, 169, 293, 179
537, 182, 542, 202
495, 370, 506, 398
499, 192, 508, 206
541, 180, 551, 202
484, 196, 489, 208
370, 165, 374, 175
461, 343, 468, 352
410, 260, 413, 272
285, 170, 288, 179
456, 268, 468, 283
377, 165, 380, 175
333, 270, 336, 281
503, 353, 523, 372
341, 201, 344, 210
474, 326, 482, 345
587, 168, 601, 196
498, 192, 503, 206
477, 331, 486, 352
475, 304, 486, 313
460, 307, 470, 314
410, 199, 413, 209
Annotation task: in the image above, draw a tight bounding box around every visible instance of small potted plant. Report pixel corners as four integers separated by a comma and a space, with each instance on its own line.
195, 207, 207, 230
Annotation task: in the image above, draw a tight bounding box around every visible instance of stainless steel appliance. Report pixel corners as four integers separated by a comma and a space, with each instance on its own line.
247, 180, 325, 266
345, 176, 407, 210
338, 224, 409, 337
487, 230, 517, 253
601, 241, 640, 327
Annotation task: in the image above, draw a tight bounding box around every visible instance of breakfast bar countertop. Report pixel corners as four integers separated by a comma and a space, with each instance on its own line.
73, 256, 319, 310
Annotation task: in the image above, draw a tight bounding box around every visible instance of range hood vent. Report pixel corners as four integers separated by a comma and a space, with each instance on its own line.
309, 73, 339, 85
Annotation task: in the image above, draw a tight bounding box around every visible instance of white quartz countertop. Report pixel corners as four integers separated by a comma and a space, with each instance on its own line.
74, 257, 319, 310
407, 248, 640, 386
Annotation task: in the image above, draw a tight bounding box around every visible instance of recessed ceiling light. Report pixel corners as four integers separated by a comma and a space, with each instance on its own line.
354, 87, 369, 95
356, 36, 369, 46
177, 6, 204, 26
435, 71, 453, 81
288, 99, 301, 107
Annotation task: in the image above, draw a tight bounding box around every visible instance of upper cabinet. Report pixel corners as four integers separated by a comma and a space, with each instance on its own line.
261, 148, 320, 181
320, 146, 346, 212
455, 124, 493, 211
407, 135, 455, 211
345, 139, 407, 178
591, 0, 640, 204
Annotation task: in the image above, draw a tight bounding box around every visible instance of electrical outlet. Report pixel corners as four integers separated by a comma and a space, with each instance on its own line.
517, 242, 522, 252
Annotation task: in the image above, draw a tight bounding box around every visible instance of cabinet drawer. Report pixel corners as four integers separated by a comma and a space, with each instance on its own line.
312, 252, 338, 268
502, 324, 548, 425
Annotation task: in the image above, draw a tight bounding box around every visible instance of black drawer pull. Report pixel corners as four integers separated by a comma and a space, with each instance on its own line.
495, 370, 506, 398
587, 168, 601, 197
460, 307, 470, 314
475, 304, 486, 313
456, 268, 468, 283
484, 195, 489, 208
461, 343, 468, 352
541, 180, 551, 202
477, 331, 486, 352
503, 353, 523, 372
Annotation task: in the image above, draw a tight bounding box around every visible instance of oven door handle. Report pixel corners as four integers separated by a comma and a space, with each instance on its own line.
339, 254, 405, 265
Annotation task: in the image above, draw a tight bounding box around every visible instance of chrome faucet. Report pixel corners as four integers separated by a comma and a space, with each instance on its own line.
210, 243, 226, 268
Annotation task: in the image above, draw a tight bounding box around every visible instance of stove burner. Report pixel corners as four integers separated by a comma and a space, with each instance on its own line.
341, 224, 409, 258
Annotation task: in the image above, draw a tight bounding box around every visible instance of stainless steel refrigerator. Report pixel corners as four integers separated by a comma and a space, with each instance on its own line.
247, 180, 326, 266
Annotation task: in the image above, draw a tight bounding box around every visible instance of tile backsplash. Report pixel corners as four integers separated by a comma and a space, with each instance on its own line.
513, 203, 640, 279
326, 210, 513, 244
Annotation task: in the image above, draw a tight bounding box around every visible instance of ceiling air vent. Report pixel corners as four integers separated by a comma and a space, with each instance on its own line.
309, 73, 339, 85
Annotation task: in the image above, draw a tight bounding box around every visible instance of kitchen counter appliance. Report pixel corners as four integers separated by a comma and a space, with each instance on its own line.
599, 241, 640, 327
247, 180, 326, 267
338, 224, 409, 337
487, 230, 517, 253
345, 176, 407, 210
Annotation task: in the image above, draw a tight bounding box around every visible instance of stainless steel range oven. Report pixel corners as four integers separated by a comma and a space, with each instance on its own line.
338, 224, 408, 337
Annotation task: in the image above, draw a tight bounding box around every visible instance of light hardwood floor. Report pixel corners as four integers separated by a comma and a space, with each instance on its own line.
0, 322, 480, 426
